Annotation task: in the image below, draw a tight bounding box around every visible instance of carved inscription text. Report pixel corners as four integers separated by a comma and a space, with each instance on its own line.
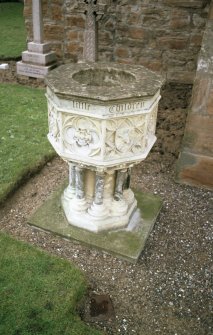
109, 101, 145, 113
72, 100, 91, 111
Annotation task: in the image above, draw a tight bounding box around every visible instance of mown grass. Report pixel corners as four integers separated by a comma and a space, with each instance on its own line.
0, 2, 26, 59
0, 232, 102, 335
0, 83, 56, 203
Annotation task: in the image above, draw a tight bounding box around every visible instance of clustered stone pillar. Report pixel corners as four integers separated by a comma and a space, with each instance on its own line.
64, 164, 76, 199
62, 163, 134, 226
17, 0, 57, 78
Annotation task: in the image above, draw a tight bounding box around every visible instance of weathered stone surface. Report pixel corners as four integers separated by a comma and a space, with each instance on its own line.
28, 42, 51, 54
158, 36, 189, 50
115, 47, 129, 58
177, 1, 213, 190
191, 77, 212, 114
65, 15, 85, 28
170, 9, 191, 29
50, 5, 63, 21
44, 24, 64, 40
163, 0, 207, 8
183, 114, 213, 155
32, 0, 43, 43
16, 61, 56, 79
193, 13, 207, 27
22, 50, 56, 66
190, 33, 203, 46
177, 152, 213, 189
28, 183, 163, 263
167, 70, 195, 84
23, 0, 210, 85
45, 62, 164, 101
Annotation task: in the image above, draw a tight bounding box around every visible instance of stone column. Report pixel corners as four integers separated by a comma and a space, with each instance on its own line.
111, 169, 128, 216
94, 172, 105, 205
69, 166, 88, 212
75, 166, 85, 199
32, 0, 43, 44
63, 163, 76, 199
17, 0, 57, 79
88, 171, 109, 218
123, 168, 135, 205
114, 169, 127, 201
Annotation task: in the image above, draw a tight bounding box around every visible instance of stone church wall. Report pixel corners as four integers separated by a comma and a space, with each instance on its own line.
23, 0, 210, 84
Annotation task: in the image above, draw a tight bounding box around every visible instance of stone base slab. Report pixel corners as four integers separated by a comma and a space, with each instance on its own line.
17, 61, 57, 79
28, 181, 162, 263
28, 42, 51, 54
22, 50, 57, 66
62, 194, 137, 232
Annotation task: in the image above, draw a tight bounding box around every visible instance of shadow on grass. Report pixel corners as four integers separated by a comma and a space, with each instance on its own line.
0, 2, 26, 60
0, 83, 56, 205
0, 232, 102, 335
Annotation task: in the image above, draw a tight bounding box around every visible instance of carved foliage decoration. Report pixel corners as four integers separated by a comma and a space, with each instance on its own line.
62, 114, 101, 157
48, 101, 60, 143
105, 115, 147, 158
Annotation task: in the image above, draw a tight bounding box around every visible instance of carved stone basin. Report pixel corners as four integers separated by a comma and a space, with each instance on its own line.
45, 62, 164, 232
72, 67, 135, 87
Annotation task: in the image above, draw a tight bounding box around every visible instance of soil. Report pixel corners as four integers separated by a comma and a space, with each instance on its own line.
0, 61, 212, 335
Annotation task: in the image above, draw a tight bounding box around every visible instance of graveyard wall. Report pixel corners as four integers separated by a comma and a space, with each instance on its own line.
23, 0, 211, 84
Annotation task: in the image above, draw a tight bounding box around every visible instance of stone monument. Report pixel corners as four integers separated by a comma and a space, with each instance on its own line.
17, 0, 57, 78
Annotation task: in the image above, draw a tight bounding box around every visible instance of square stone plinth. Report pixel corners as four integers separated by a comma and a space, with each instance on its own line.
22, 51, 56, 66
28, 182, 162, 263
17, 61, 56, 79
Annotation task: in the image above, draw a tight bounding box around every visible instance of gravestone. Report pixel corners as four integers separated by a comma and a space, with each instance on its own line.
17, 0, 57, 79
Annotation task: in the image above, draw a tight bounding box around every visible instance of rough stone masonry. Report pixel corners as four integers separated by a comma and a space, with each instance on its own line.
23, 0, 211, 84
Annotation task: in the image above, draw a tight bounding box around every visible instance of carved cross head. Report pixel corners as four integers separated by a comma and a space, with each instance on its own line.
78, 0, 107, 20
84, 0, 98, 11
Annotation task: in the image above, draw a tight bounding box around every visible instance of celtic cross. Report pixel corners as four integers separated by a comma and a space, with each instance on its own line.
82, 0, 110, 62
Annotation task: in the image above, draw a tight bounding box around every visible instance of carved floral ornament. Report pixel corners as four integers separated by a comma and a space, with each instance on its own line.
105, 116, 148, 157
58, 113, 151, 159
62, 115, 101, 157
48, 106, 157, 160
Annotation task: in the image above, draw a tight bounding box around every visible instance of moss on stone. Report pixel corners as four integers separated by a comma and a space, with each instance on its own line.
28, 181, 162, 263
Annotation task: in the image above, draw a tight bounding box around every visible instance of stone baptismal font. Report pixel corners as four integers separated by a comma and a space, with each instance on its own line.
46, 62, 164, 232
34, 0, 165, 260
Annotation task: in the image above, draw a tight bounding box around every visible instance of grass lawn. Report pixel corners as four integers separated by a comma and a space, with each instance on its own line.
0, 2, 26, 59
0, 83, 55, 203
0, 232, 102, 335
